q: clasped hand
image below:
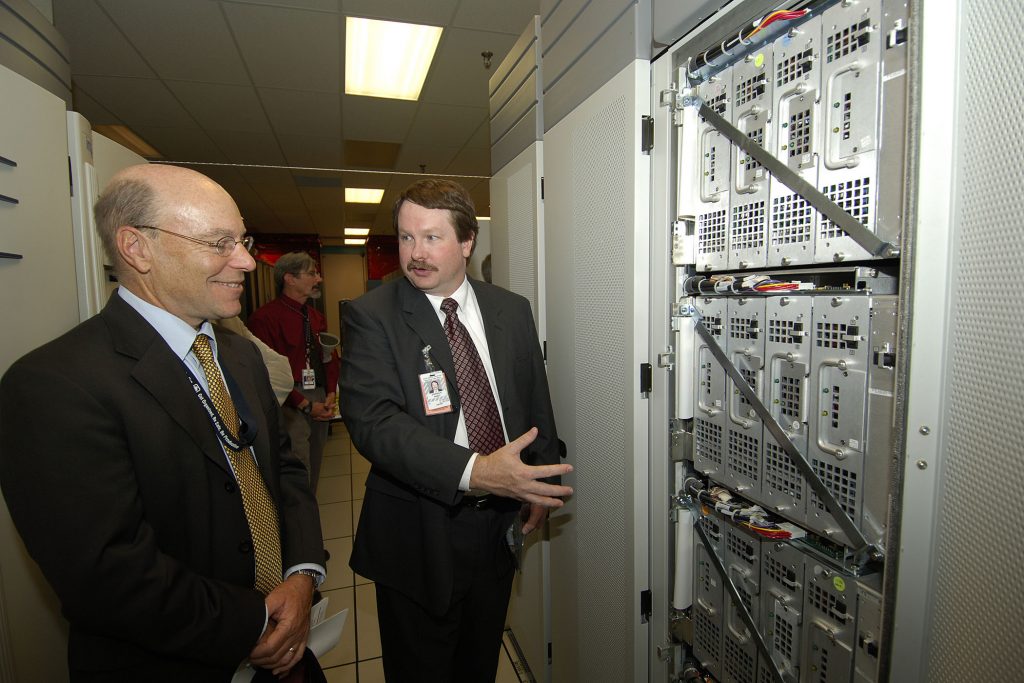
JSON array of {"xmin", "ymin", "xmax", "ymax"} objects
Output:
[{"xmin": 249, "ymin": 573, "xmax": 314, "ymax": 677}]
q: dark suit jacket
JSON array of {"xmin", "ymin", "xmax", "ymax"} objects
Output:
[
  {"xmin": 340, "ymin": 277, "xmax": 559, "ymax": 616},
  {"xmin": 0, "ymin": 294, "xmax": 323, "ymax": 682}
]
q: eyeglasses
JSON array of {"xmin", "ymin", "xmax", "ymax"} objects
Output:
[
  {"xmin": 298, "ymin": 270, "xmax": 320, "ymax": 278},
  {"xmin": 135, "ymin": 225, "xmax": 255, "ymax": 257}
]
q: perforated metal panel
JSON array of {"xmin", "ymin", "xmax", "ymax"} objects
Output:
[
  {"xmin": 569, "ymin": 91, "xmax": 632, "ymax": 683},
  {"xmin": 545, "ymin": 60, "xmax": 649, "ymax": 683},
  {"xmin": 506, "ymin": 161, "xmax": 540, "ymax": 321},
  {"xmin": 927, "ymin": 0, "xmax": 1024, "ymax": 678}
]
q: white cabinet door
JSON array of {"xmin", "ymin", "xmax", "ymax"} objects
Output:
[
  {"xmin": 544, "ymin": 59, "xmax": 651, "ymax": 683},
  {"xmin": 0, "ymin": 63, "xmax": 78, "ymax": 683}
]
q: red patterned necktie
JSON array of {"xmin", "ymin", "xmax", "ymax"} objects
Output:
[
  {"xmin": 192, "ymin": 333, "xmax": 283, "ymax": 594},
  {"xmin": 440, "ymin": 298, "xmax": 506, "ymax": 454}
]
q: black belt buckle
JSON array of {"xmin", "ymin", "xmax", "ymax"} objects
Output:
[{"xmin": 462, "ymin": 493, "xmax": 492, "ymax": 509}]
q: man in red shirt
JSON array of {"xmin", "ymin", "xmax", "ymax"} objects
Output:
[{"xmin": 248, "ymin": 252, "xmax": 339, "ymax": 493}]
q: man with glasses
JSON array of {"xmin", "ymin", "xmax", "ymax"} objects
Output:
[
  {"xmin": 0, "ymin": 164, "xmax": 325, "ymax": 681},
  {"xmin": 248, "ymin": 252, "xmax": 339, "ymax": 494}
]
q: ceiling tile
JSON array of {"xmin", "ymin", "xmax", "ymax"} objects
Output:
[
  {"xmin": 279, "ymin": 135, "xmax": 344, "ymax": 168},
  {"xmin": 54, "ymin": 0, "xmax": 154, "ymax": 77},
  {"xmin": 260, "ymin": 88, "xmax": 341, "ymax": 139},
  {"xmin": 419, "ymin": 27, "xmax": 513, "ymax": 108},
  {"xmin": 71, "ymin": 83, "xmax": 120, "ymax": 126},
  {"xmin": 451, "ymin": 0, "xmax": 540, "ymax": 33},
  {"xmin": 393, "ymin": 144, "xmax": 457, "ymax": 174},
  {"xmin": 166, "ymin": 81, "xmax": 271, "ymax": 133},
  {"xmin": 99, "ymin": 0, "xmax": 250, "ymax": 84},
  {"xmin": 340, "ymin": 0, "xmax": 456, "ymax": 25},
  {"xmin": 343, "ymin": 140, "xmax": 400, "ymax": 169},
  {"xmin": 445, "ymin": 146, "xmax": 490, "ymax": 176},
  {"xmin": 73, "ymin": 76, "xmax": 196, "ymax": 127},
  {"xmin": 131, "ymin": 126, "xmax": 228, "ymax": 163},
  {"xmin": 226, "ymin": 0, "xmax": 341, "ymax": 11},
  {"xmin": 206, "ymin": 130, "xmax": 286, "ymax": 165},
  {"xmin": 464, "ymin": 120, "xmax": 490, "ymax": 149},
  {"xmin": 341, "ymin": 96, "xmax": 417, "ymax": 143},
  {"xmin": 224, "ymin": 3, "xmax": 342, "ymax": 92},
  {"xmin": 406, "ymin": 103, "xmax": 488, "ymax": 148}
]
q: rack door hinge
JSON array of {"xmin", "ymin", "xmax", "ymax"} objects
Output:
[
  {"xmin": 641, "ymin": 115, "xmax": 654, "ymax": 154},
  {"xmin": 540, "ymin": 176, "xmax": 545, "ymax": 200},
  {"xmin": 640, "ymin": 363, "xmax": 653, "ymax": 397},
  {"xmin": 640, "ymin": 589, "xmax": 652, "ymax": 623}
]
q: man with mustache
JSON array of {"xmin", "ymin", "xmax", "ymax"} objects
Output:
[
  {"xmin": 0, "ymin": 164, "xmax": 325, "ymax": 680},
  {"xmin": 248, "ymin": 252, "xmax": 339, "ymax": 493},
  {"xmin": 340, "ymin": 179, "xmax": 573, "ymax": 682}
]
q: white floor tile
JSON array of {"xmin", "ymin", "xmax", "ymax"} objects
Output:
[
  {"xmin": 355, "ymin": 582, "xmax": 382, "ymax": 661},
  {"xmin": 316, "ymin": 587, "xmax": 355, "ymax": 668},
  {"xmin": 320, "ymin": 453, "xmax": 350, "ymax": 479},
  {"xmin": 357, "ymin": 657, "xmax": 385, "ymax": 683},
  {"xmin": 322, "ymin": 662, "xmax": 356, "ymax": 683},
  {"xmin": 317, "ymin": 474, "xmax": 352, "ymax": 504},
  {"xmin": 322, "ymin": 536, "xmax": 353, "ymax": 590},
  {"xmin": 319, "ymin": 501, "xmax": 352, "ymax": 541}
]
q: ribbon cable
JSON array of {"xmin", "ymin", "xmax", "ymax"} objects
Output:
[{"xmin": 687, "ymin": 496, "xmax": 796, "ymax": 683}]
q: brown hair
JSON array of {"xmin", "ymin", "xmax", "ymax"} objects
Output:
[{"xmin": 392, "ymin": 179, "xmax": 479, "ymax": 255}]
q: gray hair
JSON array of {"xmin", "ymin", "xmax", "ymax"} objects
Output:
[
  {"xmin": 274, "ymin": 251, "xmax": 316, "ymax": 291},
  {"xmin": 93, "ymin": 178, "xmax": 161, "ymax": 265}
]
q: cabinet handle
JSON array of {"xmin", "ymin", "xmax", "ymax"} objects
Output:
[
  {"xmin": 0, "ymin": 252, "xmax": 24, "ymax": 259},
  {"xmin": 0, "ymin": 194, "xmax": 19, "ymax": 205},
  {"xmin": 0, "ymin": 155, "xmax": 15, "ymax": 167}
]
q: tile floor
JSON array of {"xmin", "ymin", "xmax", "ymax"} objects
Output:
[{"xmin": 316, "ymin": 423, "xmax": 524, "ymax": 683}]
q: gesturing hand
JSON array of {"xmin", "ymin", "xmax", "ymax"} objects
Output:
[{"xmin": 469, "ymin": 428, "xmax": 573, "ymax": 508}]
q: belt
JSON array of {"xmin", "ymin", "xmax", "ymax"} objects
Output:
[{"xmin": 459, "ymin": 493, "xmax": 493, "ymax": 509}]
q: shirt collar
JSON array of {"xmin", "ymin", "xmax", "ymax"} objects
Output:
[
  {"xmin": 118, "ymin": 286, "xmax": 217, "ymax": 361},
  {"xmin": 424, "ymin": 277, "xmax": 472, "ymax": 316}
]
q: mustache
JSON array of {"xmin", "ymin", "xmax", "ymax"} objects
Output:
[{"xmin": 406, "ymin": 260, "xmax": 437, "ymax": 272}]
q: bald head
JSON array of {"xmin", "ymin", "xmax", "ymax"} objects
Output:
[{"xmin": 94, "ymin": 164, "xmax": 235, "ymax": 271}]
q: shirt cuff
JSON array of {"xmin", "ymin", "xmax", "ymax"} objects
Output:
[
  {"xmin": 458, "ymin": 453, "xmax": 478, "ymax": 492},
  {"xmin": 285, "ymin": 563, "xmax": 326, "ymax": 588}
]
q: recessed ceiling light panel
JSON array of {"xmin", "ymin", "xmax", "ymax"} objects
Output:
[
  {"xmin": 345, "ymin": 17, "xmax": 442, "ymax": 101},
  {"xmin": 345, "ymin": 188, "xmax": 385, "ymax": 204}
]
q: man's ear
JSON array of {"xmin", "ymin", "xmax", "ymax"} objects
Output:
[{"xmin": 116, "ymin": 225, "xmax": 153, "ymax": 274}]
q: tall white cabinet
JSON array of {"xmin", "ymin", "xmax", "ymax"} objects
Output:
[{"xmin": 0, "ymin": 62, "xmax": 79, "ymax": 683}]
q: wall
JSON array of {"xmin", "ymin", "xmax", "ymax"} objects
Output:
[{"xmin": 321, "ymin": 251, "xmax": 367, "ymax": 339}]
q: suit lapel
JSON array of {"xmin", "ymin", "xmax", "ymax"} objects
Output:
[{"xmin": 103, "ymin": 295, "xmax": 231, "ymax": 474}]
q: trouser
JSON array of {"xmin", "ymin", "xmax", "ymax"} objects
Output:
[
  {"xmin": 282, "ymin": 385, "xmax": 328, "ymax": 493},
  {"xmin": 375, "ymin": 502, "xmax": 516, "ymax": 683}
]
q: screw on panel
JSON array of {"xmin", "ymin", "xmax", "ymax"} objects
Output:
[
  {"xmin": 916, "ymin": 460, "xmax": 928, "ymax": 470},
  {"xmin": 919, "ymin": 426, "xmax": 931, "ymax": 435}
]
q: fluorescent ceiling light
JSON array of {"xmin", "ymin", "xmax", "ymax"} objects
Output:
[
  {"xmin": 345, "ymin": 16, "xmax": 442, "ymax": 101},
  {"xmin": 345, "ymin": 188, "xmax": 384, "ymax": 204},
  {"xmin": 475, "ymin": 216, "xmax": 490, "ymax": 221},
  {"xmin": 345, "ymin": 238, "xmax": 367, "ymax": 246},
  {"xmin": 345, "ymin": 228, "xmax": 371, "ymax": 236}
]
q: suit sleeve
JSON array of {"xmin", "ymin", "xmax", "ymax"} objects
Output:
[
  {"xmin": 339, "ymin": 298, "xmax": 471, "ymax": 505},
  {"xmin": 0, "ymin": 361, "xmax": 266, "ymax": 668}
]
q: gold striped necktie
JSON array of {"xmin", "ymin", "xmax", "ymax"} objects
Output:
[{"xmin": 192, "ymin": 333, "xmax": 283, "ymax": 594}]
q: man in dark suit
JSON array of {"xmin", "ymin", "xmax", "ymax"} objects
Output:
[
  {"xmin": 0, "ymin": 164, "xmax": 325, "ymax": 682},
  {"xmin": 340, "ymin": 179, "xmax": 573, "ymax": 682}
]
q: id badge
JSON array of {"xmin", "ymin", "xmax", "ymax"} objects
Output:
[
  {"xmin": 301, "ymin": 367, "xmax": 316, "ymax": 390},
  {"xmin": 420, "ymin": 371, "xmax": 452, "ymax": 415}
]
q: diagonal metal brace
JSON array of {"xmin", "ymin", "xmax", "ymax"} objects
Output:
[
  {"xmin": 685, "ymin": 305, "xmax": 877, "ymax": 556},
  {"xmin": 690, "ymin": 499, "xmax": 795, "ymax": 683},
  {"xmin": 681, "ymin": 95, "xmax": 898, "ymax": 259}
]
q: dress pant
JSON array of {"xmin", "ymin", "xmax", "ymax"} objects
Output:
[
  {"xmin": 375, "ymin": 500, "xmax": 516, "ymax": 683},
  {"xmin": 282, "ymin": 385, "xmax": 328, "ymax": 493}
]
